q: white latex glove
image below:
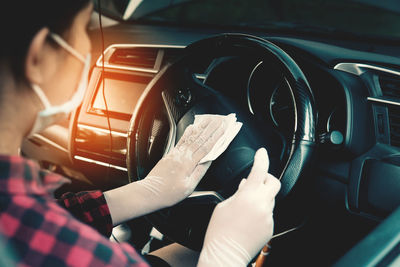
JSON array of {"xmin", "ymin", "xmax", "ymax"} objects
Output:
[
  {"xmin": 198, "ymin": 148, "xmax": 281, "ymax": 267},
  {"xmin": 137, "ymin": 116, "xmax": 227, "ymax": 207},
  {"xmin": 104, "ymin": 117, "xmax": 227, "ymax": 225}
]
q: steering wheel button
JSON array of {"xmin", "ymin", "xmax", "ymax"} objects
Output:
[{"xmin": 175, "ymin": 88, "xmax": 192, "ymax": 107}]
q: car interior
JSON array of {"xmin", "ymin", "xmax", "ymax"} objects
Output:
[{"xmin": 21, "ymin": 0, "xmax": 400, "ymax": 266}]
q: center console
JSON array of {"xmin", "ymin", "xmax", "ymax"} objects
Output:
[{"xmin": 71, "ymin": 44, "xmax": 185, "ymax": 189}]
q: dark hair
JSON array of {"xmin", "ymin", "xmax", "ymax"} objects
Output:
[{"xmin": 0, "ymin": 0, "xmax": 91, "ymax": 80}]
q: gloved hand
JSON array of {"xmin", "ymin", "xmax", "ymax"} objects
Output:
[
  {"xmin": 137, "ymin": 116, "xmax": 226, "ymax": 207},
  {"xmin": 198, "ymin": 148, "xmax": 281, "ymax": 267},
  {"xmin": 104, "ymin": 116, "xmax": 227, "ymax": 225}
]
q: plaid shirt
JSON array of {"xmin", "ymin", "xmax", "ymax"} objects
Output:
[{"xmin": 0, "ymin": 155, "xmax": 149, "ymax": 267}]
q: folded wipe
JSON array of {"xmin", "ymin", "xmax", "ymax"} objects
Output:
[{"xmin": 194, "ymin": 113, "xmax": 243, "ymax": 164}]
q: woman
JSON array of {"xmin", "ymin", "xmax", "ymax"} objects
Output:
[{"xmin": 0, "ymin": 1, "xmax": 281, "ymax": 266}]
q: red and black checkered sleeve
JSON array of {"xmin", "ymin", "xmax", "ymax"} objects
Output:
[{"xmin": 57, "ymin": 190, "xmax": 113, "ymax": 237}]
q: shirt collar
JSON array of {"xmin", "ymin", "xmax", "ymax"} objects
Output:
[{"xmin": 0, "ymin": 155, "xmax": 70, "ymax": 196}]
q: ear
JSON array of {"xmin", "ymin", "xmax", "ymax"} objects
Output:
[{"xmin": 25, "ymin": 28, "xmax": 50, "ymax": 85}]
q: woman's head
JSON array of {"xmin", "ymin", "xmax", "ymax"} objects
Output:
[
  {"xmin": 0, "ymin": 1, "xmax": 93, "ymax": 147},
  {"xmin": 0, "ymin": 1, "xmax": 92, "ymax": 81}
]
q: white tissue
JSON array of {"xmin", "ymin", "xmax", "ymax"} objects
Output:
[{"xmin": 194, "ymin": 113, "xmax": 243, "ymax": 164}]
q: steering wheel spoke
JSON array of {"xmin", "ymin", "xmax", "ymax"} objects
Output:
[
  {"xmin": 175, "ymin": 67, "xmax": 217, "ymax": 102},
  {"xmin": 183, "ymin": 191, "xmax": 225, "ymax": 205},
  {"xmin": 161, "ymin": 91, "xmax": 177, "ymax": 156}
]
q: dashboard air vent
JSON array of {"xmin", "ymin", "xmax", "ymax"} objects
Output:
[
  {"xmin": 109, "ymin": 47, "xmax": 158, "ymax": 69},
  {"xmin": 380, "ymin": 75, "xmax": 400, "ymax": 100},
  {"xmin": 388, "ymin": 106, "xmax": 400, "ymax": 147}
]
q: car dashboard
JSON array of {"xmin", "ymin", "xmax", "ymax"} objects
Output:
[{"xmin": 22, "ymin": 23, "xmax": 400, "ymax": 265}]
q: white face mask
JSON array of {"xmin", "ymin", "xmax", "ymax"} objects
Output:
[{"xmin": 29, "ymin": 33, "xmax": 91, "ymax": 136}]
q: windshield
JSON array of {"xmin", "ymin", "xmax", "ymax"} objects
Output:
[{"xmin": 127, "ymin": 0, "xmax": 400, "ymax": 40}]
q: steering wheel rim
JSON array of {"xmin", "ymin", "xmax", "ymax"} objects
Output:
[{"xmin": 127, "ymin": 33, "xmax": 316, "ymax": 249}]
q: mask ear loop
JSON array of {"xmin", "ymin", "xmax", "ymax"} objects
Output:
[
  {"xmin": 49, "ymin": 33, "xmax": 86, "ymax": 63},
  {"xmin": 31, "ymin": 84, "xmax": 52, "ymax": 109}
]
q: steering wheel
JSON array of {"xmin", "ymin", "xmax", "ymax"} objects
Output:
[{"xmin": 127, "ymin": 34, "xmax": 316, "ymax": 250}]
